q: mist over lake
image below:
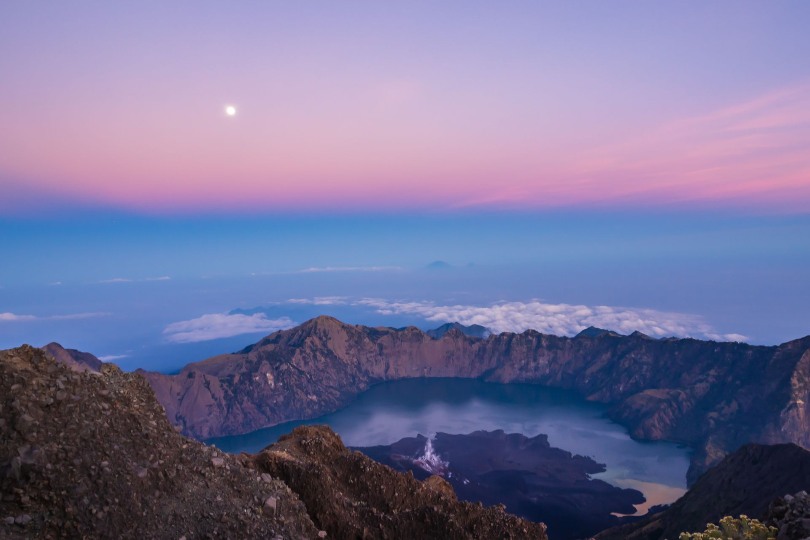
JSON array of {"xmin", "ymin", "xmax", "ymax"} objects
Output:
[{"xmin": 210, "ymin": 378, "xmax": 690, "ymax": 512}]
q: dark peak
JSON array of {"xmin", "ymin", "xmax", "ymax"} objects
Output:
[
  {"xmin": 425, "ymin": 260, "xmax": 452, "ymax": 270},
  {"xmin": 311, "ymin": 314, "xmax": 343, "ymax": 323},
  {"xmin": 41, "ymin": 342, "xmax": 103, "ymax": 372},
  {"xmin": 245, "ymin": 315, "xmax": 350, "ymax": 351},
  {"xmin": 629, "ymin": 330, "xmax": 655, "ymax": 340},
  {"xmin": 300, "ymin": 314, "xmax": 346, "ymax": 329},
  {"xmin": 426, "ymin": 322, "xmax": 490, "ymax": 339},
  {"xmin": 575, "ymin": 326, "xmax": 620, "ymax": 339}
]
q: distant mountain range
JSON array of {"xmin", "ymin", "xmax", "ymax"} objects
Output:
[{"xmin": 136, "ymin": 315, "xmax": 810, "ymax": 485}]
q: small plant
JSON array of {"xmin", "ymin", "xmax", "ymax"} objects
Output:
[{"xmin": 677, "ymin": 515, "xmax": 777, "ymax": 540}]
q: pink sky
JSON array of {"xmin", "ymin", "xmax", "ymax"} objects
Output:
[{"xmin": 1, "ymin": 3, "xmax": 808, "ymax": 214}]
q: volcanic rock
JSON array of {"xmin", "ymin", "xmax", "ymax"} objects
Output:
[{"xmin": 767, "ymin": 490, "xmax": 810, "ymax": 540}]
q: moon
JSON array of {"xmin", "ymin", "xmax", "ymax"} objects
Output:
[{"xmin": 225, "ymin": 105, "xmax": 237, "ymax": 116}]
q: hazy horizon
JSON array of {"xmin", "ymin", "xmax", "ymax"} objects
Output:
[{"xmin": 2, "ymin": 2, "xmax": 809, "ymax": 372}]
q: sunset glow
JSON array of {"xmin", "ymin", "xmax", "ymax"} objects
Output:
[
  {"xmin": 2, "ymin": 2, "xmax": 808, "ymax": 214},
  {"xmin": 1, "ymin": 1, "xmax": 809, "ymax": 361}
]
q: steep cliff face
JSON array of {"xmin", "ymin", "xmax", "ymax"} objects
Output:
[{"xmin": 140, "ymin": 316, "xmax": 810, "ymax": 482}]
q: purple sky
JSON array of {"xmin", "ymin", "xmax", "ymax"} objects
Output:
[
  {"xmin": 1, "ymin": 3, "xmax": 809, "ymax": 370},
  {"xmin": 2, "ymin": 1, "xmax": 809, "ymax": 213}
]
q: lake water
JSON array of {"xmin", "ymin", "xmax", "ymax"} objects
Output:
[{"xmin": 209, "ymin": 378, "xmax": 690, "ymax": 514}]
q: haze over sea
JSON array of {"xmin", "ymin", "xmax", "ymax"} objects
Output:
[
  {"xmin": 2, "ymin": 212, "xmax": 809, "ymax": 373},
  {"xmin": 1, "ymin": 2, "xmax": 809, "ymax": 372}
]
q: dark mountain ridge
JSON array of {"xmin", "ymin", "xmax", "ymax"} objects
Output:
[
  {"xmin": 425, "ymin": 322, "xmax": 490, "ymax": 339},
  {"xmin": 140, "ymin": 316, "xmax": 810, "ymax": 484}
]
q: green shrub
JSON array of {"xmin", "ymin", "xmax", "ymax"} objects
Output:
[{"xmin": 677, "ymin": 515, "xmax": 777, "ymax": 540}]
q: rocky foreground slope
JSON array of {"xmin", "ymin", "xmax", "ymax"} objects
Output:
[
  {"xmin": 141, "ymin": 316, "xmax": 810, "ymax": 483},
  {"xmin": 1, "ymin": 345, "xmax": 547, "ymax": 539}
]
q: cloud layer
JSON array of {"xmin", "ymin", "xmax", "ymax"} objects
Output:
[
  {"xmin": 0, "ymin": 312, "xmax": 109, "ymax": 322},
  {"xmin": 99, "ymin": 276, "xmax": 171, "ymax": 284},
  {"xmin": 297, "ymin": 266, "xmax": 402, "ymax": 274},
  {"xmin": 355, "ymin": 299, "xmax": 747, "ymax": 342},
  {"xmin": 163, "ymin": 313, "xmax": 295, "ymax": 343},
  {"xmin": 168, "ymin": 297, "xmax": 747, "ymax": 345}
]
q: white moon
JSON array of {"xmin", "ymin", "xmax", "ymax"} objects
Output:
[{"xmin": 225, "ymin": 105, "xmax": 237, "ymax": 116}]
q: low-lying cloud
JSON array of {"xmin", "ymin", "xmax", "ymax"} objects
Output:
[
  {"xmin": 163, "ymin": 313, "xmax": 295, "ymax": 343},
  {"xmin": 99, "ymin": 276, "xmax": 171, "ymax": 284},
  {"xmin": 287, "ymin": 296, "xmax": 349, "ymax": 306},
  {"xmin": 0, "ymin": 311, "xmax": 109, "ymax": 322},
  {"xmin": 98, "ymin": 354, "xmax": 128, "ymax": 362},
  {"xmin": 297, "ymin": 266, "xmax": 401, "ymax": 274},
  {"xmin": 0, "ymin": 312, "xmax": 37, "ymax": 322},
  {"xmin": 355, "ymin": 298, "xmax": 747, "ymax": 342}
]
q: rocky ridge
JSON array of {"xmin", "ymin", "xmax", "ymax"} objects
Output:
[
  {"xmin": 141, "ymin": 316, "xmax": 810, "ymax": 483},
  {"xmin": 1, "ymin": 345, "xmax": 547, "ymax": 539}
]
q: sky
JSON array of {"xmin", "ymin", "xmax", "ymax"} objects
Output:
[{"xmin": 1, "ymin": 2, "xmax": 809, "ymax": 372}]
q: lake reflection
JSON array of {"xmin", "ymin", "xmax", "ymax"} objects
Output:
[{"xmin": 209, "ymin": 378, "xmax": 689, "ymax": 508}]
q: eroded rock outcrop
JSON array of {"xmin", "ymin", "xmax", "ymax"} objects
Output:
[
  {"xmin": 250, "ymin": 425, "xmax": 548, "ymax": 540},
  {"xmin": 767, "ymin": 490, "xmax": 810, "ymax": 540},
  {"xmin": 140, "ymin": 316, "xmax": 810, "ymax": 483}
]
